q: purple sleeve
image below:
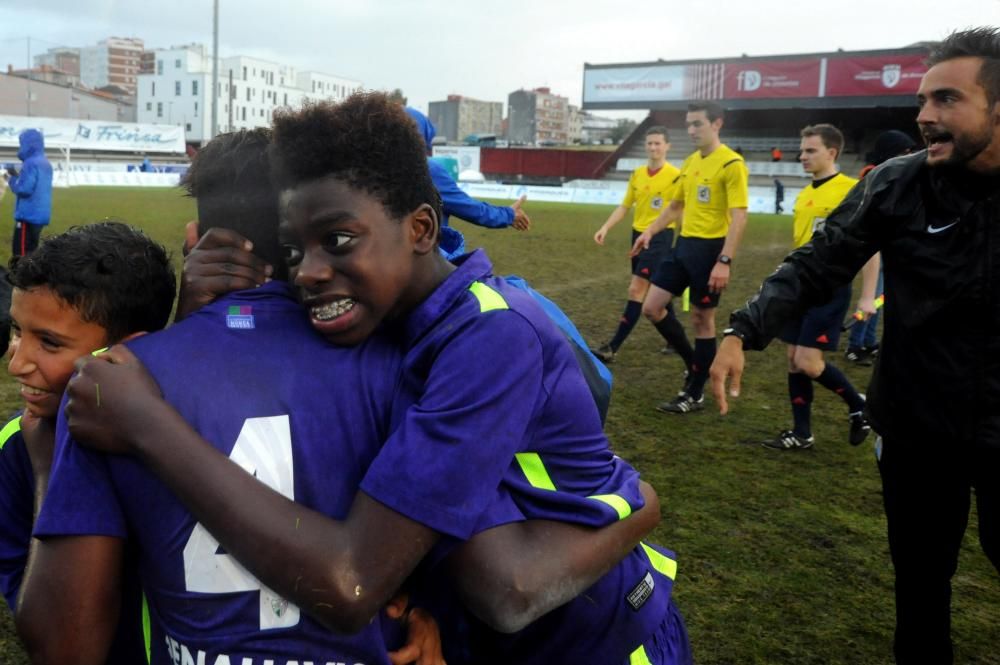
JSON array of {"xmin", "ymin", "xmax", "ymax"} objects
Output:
[
  {"xmin": 361, "ymin": 312, "xmax": 543, "ymax": 540},
  {"xmin": 0, "ymin": 431, "xmax": 33, "ymax": 610},
  {"xmin": 33, "ymin": 410, "xmax": 126, "ymax": 539}
]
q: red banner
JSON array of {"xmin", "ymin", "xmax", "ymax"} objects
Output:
[
  {"xmin": 824, "ymin": 54, "xmax": 927, "ymax": 97},
  {"xmin": 724, "ymin": 59, "xmax": 822, "ymax": 99}
]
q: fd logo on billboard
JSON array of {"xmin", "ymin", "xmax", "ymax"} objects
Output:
[
  {"xmin": 882, "ymin": 64, "xmax": 902, "ymax": 88},
  {"xmin": 737, "ymin": 70, "xmax": 762, "ymax": 91}
]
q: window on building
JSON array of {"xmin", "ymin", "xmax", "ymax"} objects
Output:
[
  {"xmin": 192, "ymin": 80, "xmax": 198, "ymax": 95},
  {"xmin": 157, "ymin": 102, "xmax": 163, "ymax": 117},
  {"xmin": 242, "ymin": 66, "xmax": 247, "ymax": 80},
  {"xmin": 175, "ymin": 59, "xmax": 181, "ymax": 68},
  {"xmin": 146, "ymin": 102, "xmax": 152, "ymax": 111},
  {"xmin": 151, "ymin": 81, "xmax": 156, "ymax": 95},
  {"xmin": 194, "ymin": 101, "xmax": 199, "ymax": 116},
  {"xmin": 185, "ymin": 123, "xmax": 192, "ymax": 131},
  {"xmin": 242, "ymin": 107, "xmax": 246, "ymax": 121},
  {"xmin": 175, "ymin": 81, "xmax": 181, "ymax": 96},
  {"xmin": 246, "ymin": 88, "xmax": 251, "ymax": 102},
  {"xmin": 283, "ymin": 93, "xmax": 287, "ymax": 105},
  {"xmin": 157, "ymin": 60, "xmax": 163, "ymax": 75}
]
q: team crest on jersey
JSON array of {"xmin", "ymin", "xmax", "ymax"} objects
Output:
[
  {"xmin": 697, "ymin": 185, "xmax": 711, "ymax": 203},
  {"xmin": 626, "ymin": 571, "xmax": 655, "ymax": 611},
  {"xmin": 271, "ymin": 596, "xmax": 289, "ymax": 617},
  {"xmin": 651, "ymin": 195, "xmax": 663, "ymax": 209},
  {"xmin": 226, "ymin": 305, "xmax": 255, "ymax": 330}
]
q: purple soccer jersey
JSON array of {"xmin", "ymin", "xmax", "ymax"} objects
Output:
[
  {"xmin": 361, "ymin": 250, "xmax": 678, "ymax": 664},
  {"xmin": 0, "ymin": 416, "xmax": 148, "ymax": 665},
  {"xmin": 36, "ymin": 283, "xmax": 406, "ymax": 665},
  {"xmin": 0, "ymin": 417, "xmax": 33, "ymax": 611}
]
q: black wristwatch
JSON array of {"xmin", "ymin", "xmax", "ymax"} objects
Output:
[{"xmin": 717, "ymin": 254, "xmax": 732, "ymax": 266}]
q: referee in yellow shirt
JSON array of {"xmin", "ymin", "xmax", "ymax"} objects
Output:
[
  {"xmin": 632, "ymin": 101, "xmax": 749, "ymax": 413},
  {"xmin": 592, "ymin": 126, "xmax": 680, "ymax": 363},
  {"xmin": 763, "ymin": 124, "xmax": 874, "ymax": 449}
]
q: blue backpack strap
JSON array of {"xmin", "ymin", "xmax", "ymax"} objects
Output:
[{"xmin": 504, "ymin": 275, "xmax": 613, "ymax": 424}]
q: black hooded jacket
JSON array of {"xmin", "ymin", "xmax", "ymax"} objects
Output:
[{"xmin": 729, "ymin": 150, "xmax": 1000, "ymax": 446}]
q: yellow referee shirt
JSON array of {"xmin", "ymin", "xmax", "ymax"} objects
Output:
[
  {"xmin": 621, "ymin": 163, "xmax": 681, "ymax": 232},
  {"xmin": 672, "ymin": 144, "xmax": 749, "ymax": 239},
  {"xmin": 791, "ymin": 172, "xmax": 858, "ymax": 248}
]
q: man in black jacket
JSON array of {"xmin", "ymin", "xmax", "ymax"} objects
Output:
[{"xmin": 710, "ymin": 27, "xmax": 1000, "ymax": 665}]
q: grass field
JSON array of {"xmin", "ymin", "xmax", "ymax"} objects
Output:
[{"xmin": 0, "ymin": 189, "xmax": 997, "ymax": 664}]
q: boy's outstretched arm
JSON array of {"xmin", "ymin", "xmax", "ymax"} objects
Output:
[
  {"xmin": 65, "ymin": 346, "xmax": 439, "ymax": 635},
  {"xmin": 447, "ymin": 481, "xmax": 660, "ymax": 633}
]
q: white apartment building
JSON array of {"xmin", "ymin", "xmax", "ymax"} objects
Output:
[{"xmin": 136, "ymin": 44, "xmax": 362, "ymax": 145}]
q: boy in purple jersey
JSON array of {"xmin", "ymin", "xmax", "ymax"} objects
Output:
[
  {"xmin": 30, "ymin": 129, "xmax": 663, "ymax": 664},
  {"xmin": 62, "ymin": 94, "xmax": 691, "ymax": 664},
  {"xmin": 0, "ymin": 222, "xmax": 177, "ymax": 664}
]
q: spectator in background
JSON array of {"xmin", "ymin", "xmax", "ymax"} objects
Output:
[
  {"xmin": 139, "ymin": 157, "xmax": 153, "ymax": 173},
  {"xmin": 405, "ymin": 107, "xmax": 530, "ymax": 259},
  {"xmin": 845, "ymin": 129, "xmax": 918, "ymax": 366},
  {"xmin": 6, "ymin": 129, "xmax": 52, "ymax": 257},
  {"xmin": 773, "ymin": 178, "xmax": 785, "ymax": 214},
  {"xmin": 771, "ymin": 146, "xmax": 783, "ymax": 162}
]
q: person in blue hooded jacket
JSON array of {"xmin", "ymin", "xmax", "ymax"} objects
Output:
[
  {"xmin": 405, "ymin": 107, "xmax": 530, "ymax": 259},
  {"xmin": 4, "ymin": 129, "xmax": 53, "ymax": 256}
]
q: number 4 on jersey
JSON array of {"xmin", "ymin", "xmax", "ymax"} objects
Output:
[{"xmin": 182, "ymin": 415, "xmax": 300, "ymax": 630}]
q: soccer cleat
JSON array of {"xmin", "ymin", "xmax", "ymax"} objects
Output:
[
  {"xmin": 591, "ymin": 344, "xmax": 616, "ymax": 363},
  {"xmin": 655, "ymin": 393, "xmax": 704, "ymax": 414},
  {"xmin": 763, "ymin": 429, "xmax": 815, "ymax": 450},
  {"xmin": 845, "ymin": 346, "xmax": 873, "ymax": 367},
  {"xmin": 848, "ymin": 411, "xmax": 871, "ymax": 446}
]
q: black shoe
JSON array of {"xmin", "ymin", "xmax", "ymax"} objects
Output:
[
  {"xmin": 762, "ymin": 429, "xmax": 815, "ymax": 450},
  {"xmin": 591, "ymin": 344, "xmax": 616, "ymax": 363},
  {"xmin": 845, "ymin": 346, "xmax": 873, "ymax": 367},
  {"xmin": 655, "ymin": 393, "xmax": 704, "ymax": 414},
  {"xmin": 849, "ymin": 411, "xmax": 871, "ymax": 446}
]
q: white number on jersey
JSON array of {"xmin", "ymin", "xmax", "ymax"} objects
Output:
[{"xmin": 182, "ymin": 415, "xmax": 300, "ymax": 630}]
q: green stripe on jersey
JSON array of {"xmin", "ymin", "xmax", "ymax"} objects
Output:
[
  {"xmin": 588, "ymin": 493, "xmax": 632, "ymax": 520},
  {"xmin": 629, "ymin": 644, "xmax": 653, "ymax": 665},
  {"xmin": 0, "ymin": 417, "xmax": 22, "ymax": 450},
  {"xmin": 468, "ymin": 281, "xmax": 509, "ymax": 313},
  {"xmin": 514, "ymin": 452, "xmax": 557, "ymax": 491},
  {"xmin": 641, "ymin": 542, "xmax": 677, "ymax": 580}
]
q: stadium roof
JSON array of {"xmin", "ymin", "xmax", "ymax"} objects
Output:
[{"xmin": 582, "ymin": 44, "xmax": 933, "ymax": 112}]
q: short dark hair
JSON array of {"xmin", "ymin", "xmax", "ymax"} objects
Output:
[
  {"xmin": 645, "ymin": 125, "xmax": 670, "ymax": 141},
  {"xmin": 800, "ymin": 123, "xmax": 845, "ymax": 157},
  {"xmin": 927, "ymin": 27, "xmax": 1000, "ymax": 105},
  {"xmin": 687, "ymin": 101, "xmax": 725, "ymax": 123},
  {"xmin": 8, "ymin": 222, "xmax": 176, "ymax": 342},
  {"xmin": 183, "ymin": 128, "xmax": 287, "ymax": 280},
  {"xmin": 270, "ymin": 92, "xmax": 441, "ymax": 222}
]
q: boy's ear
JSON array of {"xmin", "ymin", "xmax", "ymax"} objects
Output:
[{"xmin": 408, "ymin": 204, "xmax": 439, "ymax": 256}]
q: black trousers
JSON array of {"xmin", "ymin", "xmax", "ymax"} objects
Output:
[
  {"xmin": 12, "ymin": 220, "xmax": 43, "ymax": 257},
  {"xmin": 878, "ymin": 435, "xmax": 1000, "ymax": 664}
]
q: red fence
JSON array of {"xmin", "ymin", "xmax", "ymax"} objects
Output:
[{"xmin": 480, "ymin": 148, "xmax": 610, "ymax": 179}]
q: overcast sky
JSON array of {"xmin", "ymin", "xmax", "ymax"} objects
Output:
[{"xmin": 1, "ymin": 0, "xmax": 996, "ymax": 118}]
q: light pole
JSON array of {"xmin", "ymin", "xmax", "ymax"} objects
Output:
[{"xmin": 211, "ymin": 0, "xmax": 220, "ymax": 140}]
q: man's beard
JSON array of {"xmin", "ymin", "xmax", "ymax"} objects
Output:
[{"xmin": 923, "ymin": 115, "xmax": 996, "ymax": 168}]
